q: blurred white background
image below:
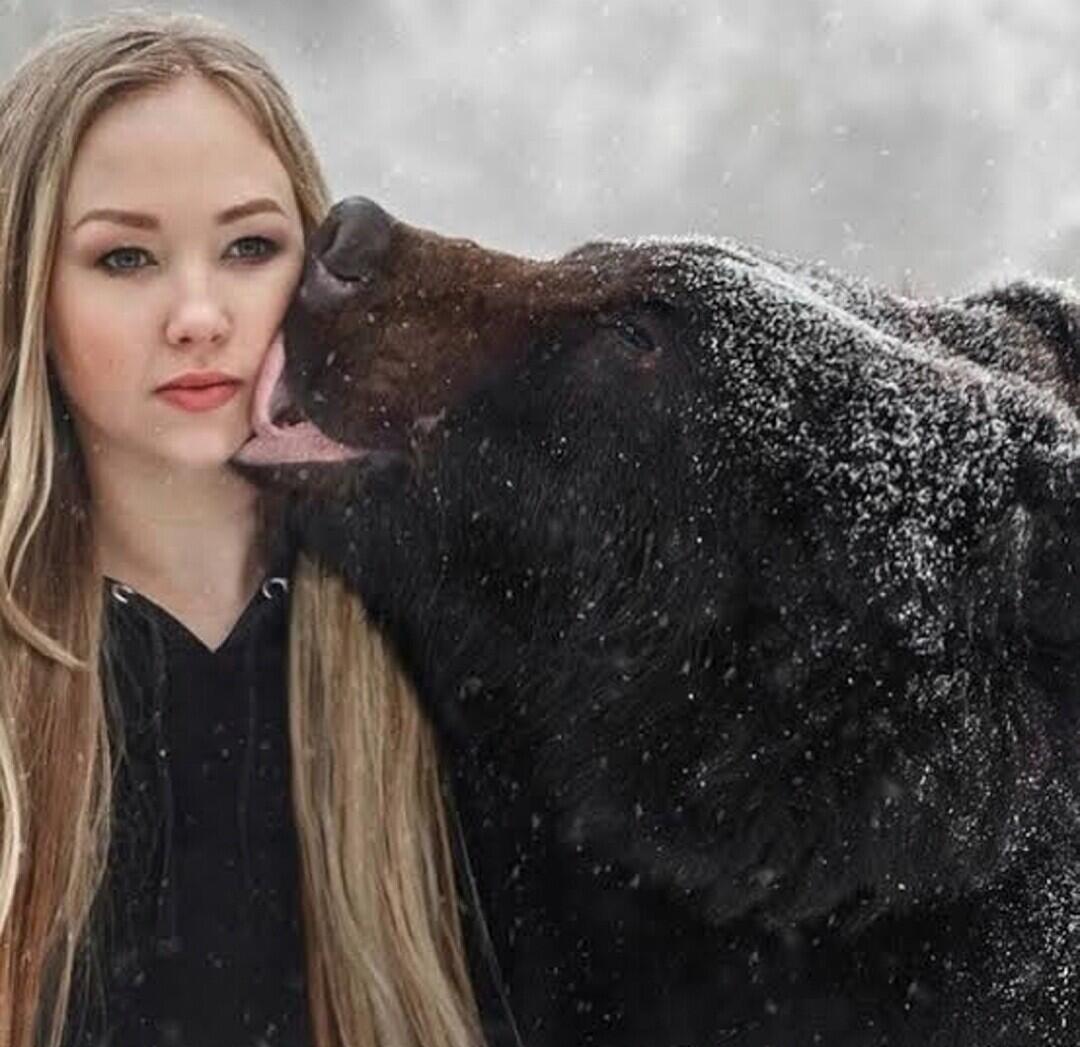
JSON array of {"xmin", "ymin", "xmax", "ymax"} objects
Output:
[{"xmin": 3, "ymin": 0, "xmax": 1079, "ymax": 295}]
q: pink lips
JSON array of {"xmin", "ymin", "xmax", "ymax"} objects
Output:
[
  {"xmin": 157, "ymin": 383, "xmax": 240, "ymax": 412},
  {"xmin": 157, "ymin": 369, "xmax": 240, "ymax": 391}
]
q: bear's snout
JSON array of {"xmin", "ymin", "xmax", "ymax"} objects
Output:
[
  {"xmin": 297, "ymin": 196, "xmax": 397, "ymax": 318},
  {"xmin": 315, "ymin": 195, "xmax": 394, "ymax": 281}
]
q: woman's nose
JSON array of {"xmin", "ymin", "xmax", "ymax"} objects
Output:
[{"xmin": 164, "ymin": 275, "xmax": 231, "ymax": 346}]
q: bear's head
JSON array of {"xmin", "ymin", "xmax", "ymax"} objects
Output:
[{"xmin": 233, "ymin": 197, "xmax": 739, "ymax": 667}]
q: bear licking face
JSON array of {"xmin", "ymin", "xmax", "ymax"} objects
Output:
[{"xmin": 230, "ymin": 197, "xmax": 1080, "ymax": 1046}]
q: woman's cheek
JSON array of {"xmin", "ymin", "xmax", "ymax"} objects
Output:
[
  {"xmin": 48, "ymin": 283, "xmax": 140, "ymax": 407},
  {"xmin": 272, "ymin": 243, "xmax": 305, "ymax": 297}
]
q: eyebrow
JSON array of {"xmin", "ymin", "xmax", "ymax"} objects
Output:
[{"xmin": 71, "ymin": 197, "xmax": 287, "ymax": 232}]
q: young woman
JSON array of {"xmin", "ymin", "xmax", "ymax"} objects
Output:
[{"xmin": 0, "ymin": 13, "xmax": 489, "ymax": 1047}]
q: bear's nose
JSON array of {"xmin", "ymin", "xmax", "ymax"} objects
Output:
[{"xmin": 312, "ymin": 196, "xmax": 394, "ymax": 281}]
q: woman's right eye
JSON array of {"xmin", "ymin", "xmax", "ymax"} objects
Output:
[{"xmin": 96, "ymin": 247, "xmax": 153, "ymax": 274}]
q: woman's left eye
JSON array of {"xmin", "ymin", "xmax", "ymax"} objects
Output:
[{"xmin": 226, "ymin": 236, "xmax": 280, "ymax": 261}]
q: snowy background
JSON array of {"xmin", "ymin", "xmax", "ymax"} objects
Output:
[{"xmin": 2, "ymin": 0, "xmax": 1079, "ymax": 296}]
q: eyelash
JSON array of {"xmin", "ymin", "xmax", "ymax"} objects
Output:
[{"xmin": 95, "ymin": 236, "xmax": 282, "ymax": 275}]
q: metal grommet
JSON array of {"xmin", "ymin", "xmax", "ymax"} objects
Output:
[
  {"xmin": 110, "ymin": 582, "xmax": 136, "ymax": 604},
  {"xmin": 261, "ymin": 576, "xmax": 289, "ymax": 600}
]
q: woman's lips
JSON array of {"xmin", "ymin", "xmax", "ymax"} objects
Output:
[{"xmin": 156, "ymin": 382, "xmax": 241, "ymax": 412}]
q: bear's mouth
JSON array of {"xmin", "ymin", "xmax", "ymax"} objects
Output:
[{"xmin": 230, "ymin": 334, "xmax": 367, "ymax": 468}]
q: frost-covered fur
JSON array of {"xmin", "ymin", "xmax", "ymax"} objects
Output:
[{"xmin": 253, "ymin": 210, "xmax": 1080, "ymax": 1046}]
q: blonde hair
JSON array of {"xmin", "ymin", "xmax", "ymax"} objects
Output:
[{"xmin": 0, "ymin": 11, "xmax": 484, "ymax": 1047}]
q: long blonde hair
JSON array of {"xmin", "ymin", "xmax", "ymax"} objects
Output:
[{"xmin": 0, "ymin": 12, "xmax": 483, "ymax": 1047}]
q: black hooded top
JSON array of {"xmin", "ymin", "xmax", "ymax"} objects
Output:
[
  {"xmin": 62, "ymin": 526, "xmax": 309, "ymax": 1047},
  {"xmin": 60, "ymin": 525, "xmax": 518, "ymax": 1047}
]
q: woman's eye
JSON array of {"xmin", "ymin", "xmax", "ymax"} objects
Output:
[
  {"xmin": 226, "ymin": 236, "xmax": 279, "ymax": 261},
  {"xmin": 97, "ymin": 247, "xmax": 152, "ymax": 273},
  {"xmin": 93, "ymin": 238, "xmax": 280, "ymax": 274}
]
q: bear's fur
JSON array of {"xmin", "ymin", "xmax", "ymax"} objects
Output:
[{"xmin": 233, "ymin": 198, "xmax": 1080, "ymax": 1046}]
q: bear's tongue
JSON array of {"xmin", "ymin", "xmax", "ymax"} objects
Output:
[
  {"xmin": 249, "ymin": 331, "xmax": 292, "ymax": 432},
  {"xmin": 230, "ymin": 333, "xmax": 366, "ymax": 467}
]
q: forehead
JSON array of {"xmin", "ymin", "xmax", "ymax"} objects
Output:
[{"xmin": 63, "ymin": 73, "xmax": 296, "ymax": 220}]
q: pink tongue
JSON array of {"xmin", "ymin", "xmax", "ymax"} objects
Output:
[
  {"xmin": 251, "ymin": 331, "xmax": 287, "ymax": 434},
  {"xmin": 231, "ymin": 332, "xmax": 366, "ymax": 467}
]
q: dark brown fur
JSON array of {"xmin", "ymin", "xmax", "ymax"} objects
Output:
[{"xmin": 234, "ymin": 197, "xmax": 1080, "ymax": 1046}]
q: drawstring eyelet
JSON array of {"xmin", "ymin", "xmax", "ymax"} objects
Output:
[
  {"xmin": 261, "ymin": 576, "xmax": 289, "ymax": 600},
  {"xmin": 110, "ymin": 582, "xmax": 136, "ymax": 604}
]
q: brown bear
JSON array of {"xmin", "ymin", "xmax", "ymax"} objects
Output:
[{"xmin": 232, "ymin": 197, "xmax": 1080, "ymax": 1046}]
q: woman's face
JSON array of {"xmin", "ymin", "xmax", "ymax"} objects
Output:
[{"xmin": 47, "ymin": 73, "xmax": 306, "ymax": 474}]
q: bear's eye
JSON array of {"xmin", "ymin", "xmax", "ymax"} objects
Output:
[{"xmin": 596, "ymin": 313, "xmax": 660, "ymax": 354}]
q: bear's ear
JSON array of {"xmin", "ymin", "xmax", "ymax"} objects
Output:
[{"xmin": 966, "ymin": 280, "xmax": 1080, "ymax": 385}]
